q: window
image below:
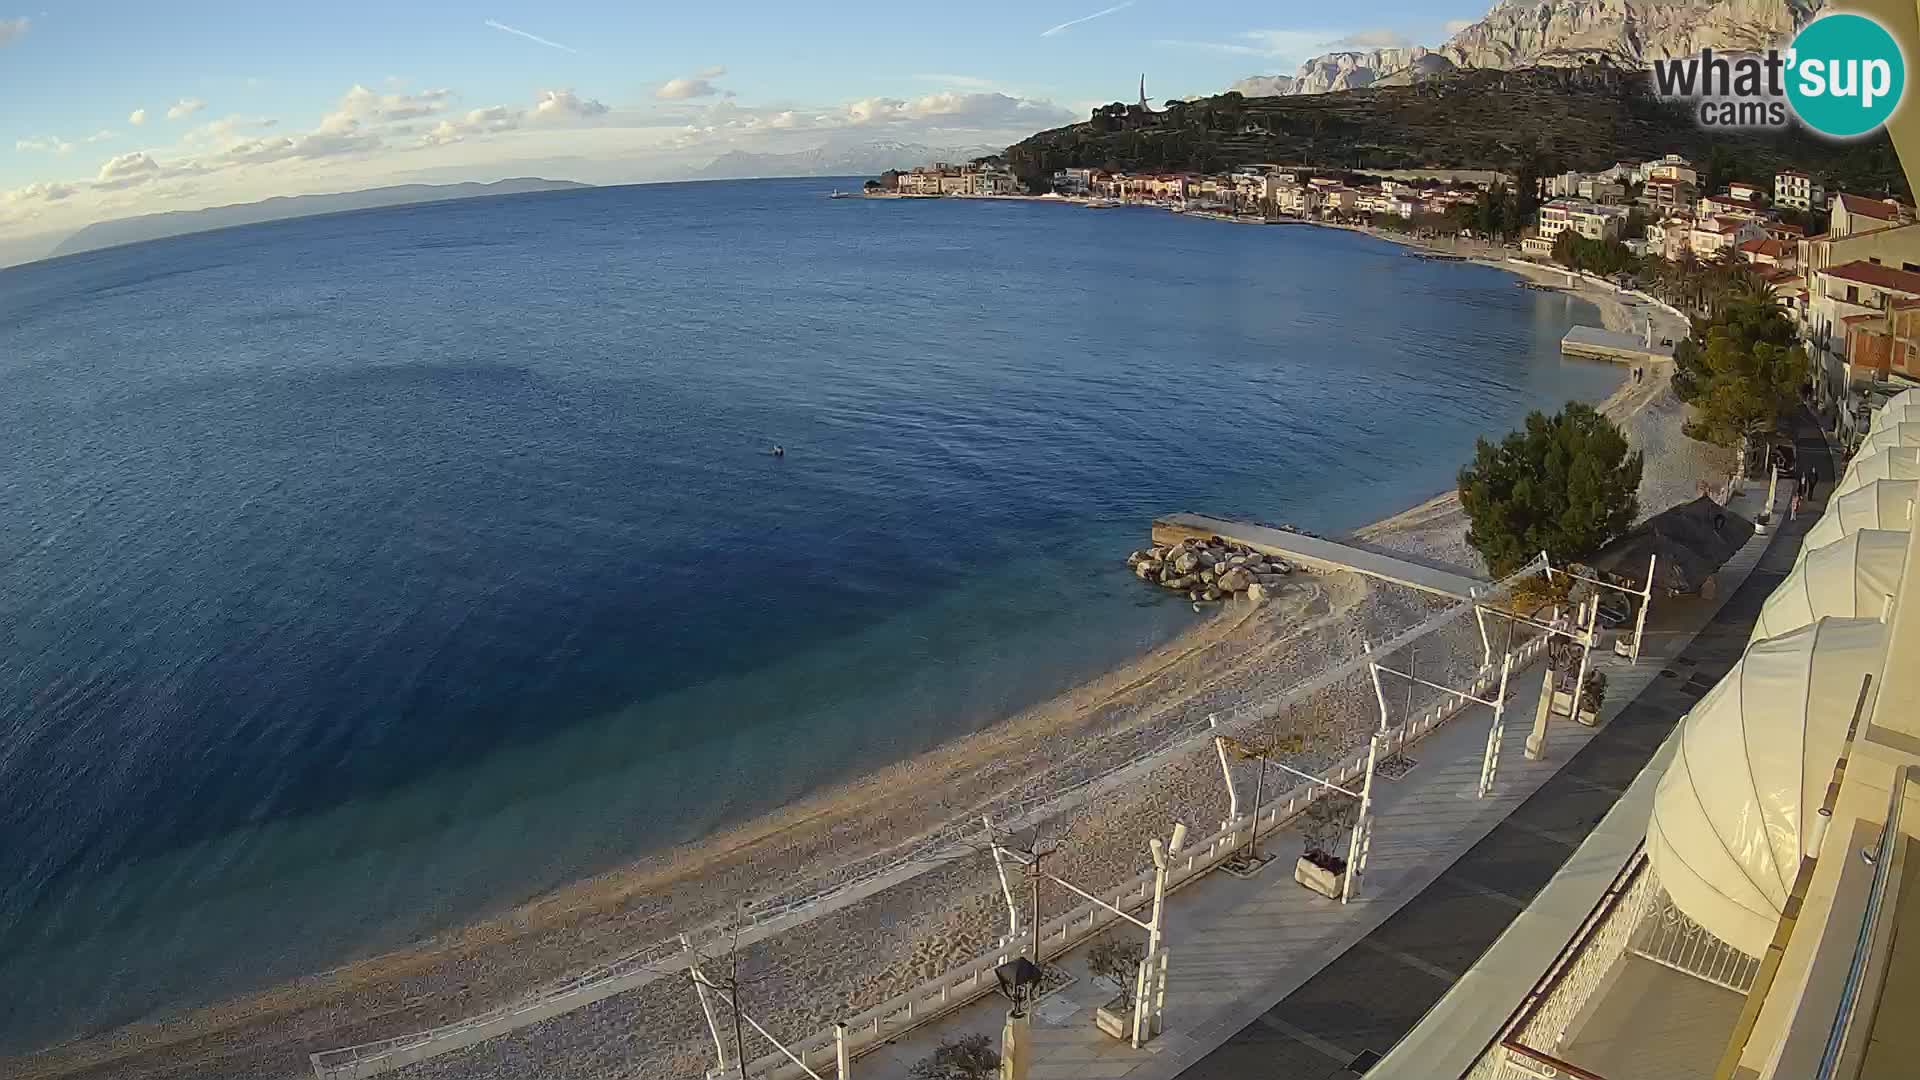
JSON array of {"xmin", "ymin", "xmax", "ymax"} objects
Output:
[{"xmin": 1848, "ymin": 285, "xmax": 1860, "ymax": 303}]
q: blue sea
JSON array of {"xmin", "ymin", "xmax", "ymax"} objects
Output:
[{"xmin": 0, "ymin": 178, "xmax": 1618, "ymax": 1047}]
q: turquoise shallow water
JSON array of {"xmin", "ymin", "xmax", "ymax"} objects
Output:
[{"xmin": 0, "ymin": 178, "xmax": 1618, "ymax": 1045}]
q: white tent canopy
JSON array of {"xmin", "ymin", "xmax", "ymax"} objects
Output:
[
  {"xmin": 1754, "ymin": 530, "xmax": 1906, "ymax": 644},
  {"xmin": 1871, "ymin": 390, "xmax": 1920, "ymax": 433},
  {"xmin": 1836, "ymin": 446, "xmax": 1920, "ymax": 499},
  {"xmin": 1853, "ymin": 421, "xmax": 1920, "ymax": 461},
  {"xmin": 1802, "ymin": 479, "xmax": 1917, "ymax": 552},
  {"xmin": 1647, "ymin": 617, "xmax": 1889, "ymax": 957}
]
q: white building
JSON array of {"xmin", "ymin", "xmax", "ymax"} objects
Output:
[
  {"xmin": 1775, "ymin": 169, "xmax": 1826, "ymax": 211},
  {"xmin": 1538, "ymin": 198, "xmax": 1629, "ymax": 243}
]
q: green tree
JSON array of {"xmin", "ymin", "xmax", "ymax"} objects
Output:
[
  {"xmin": 1458, "ymin": 403, "xmax": 1645, "ymax": 575},
  {"xmin": 1681, "ymin": 293, "xmax": 1805, "ymax": 447}
]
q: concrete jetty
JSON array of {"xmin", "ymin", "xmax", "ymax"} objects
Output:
[
  {"xmin": 1151, "ymin": 513, "xmax": 1489, "ymax": 599},
  {"xmin": 1561, "ymin": 325, "xmax": 1673, "ymax": 365}
]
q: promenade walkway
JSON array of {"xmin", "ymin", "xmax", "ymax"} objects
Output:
[
  {"xmin": 1151, "ymin": 514, "xmax": 1488, "ymax": 600},
  {"xmin": 864, "ymin": 471, "xmax": 1792, "ymax": 1080},
  {"xmin": 1182, "ymin": 409, "xmax": 1831, "ymax": 1079}
]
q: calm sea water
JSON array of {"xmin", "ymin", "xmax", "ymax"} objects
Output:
[{"xmin": 0, "ymin": 178, "xmax": 1618, "ymax": 1046}]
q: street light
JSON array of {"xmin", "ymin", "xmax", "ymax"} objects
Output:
[{"xmin": 994, "ymin": 956, "xmax": 1043, "ymax": 1017}]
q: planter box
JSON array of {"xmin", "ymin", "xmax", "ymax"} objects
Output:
[
  {"xmin": 1295, "ymin": 855, "xmax": 1346, "ymax": 899},
  {"xmin": 1094, "ymin": 996, "xmax": 1132, "ymax": 1040},
  {"xmin": 1551, "ymin": 690, "xmax": 1575, "ymax": 716},
  {"xmin": 1576, "ymin": 706, "xmax": 1601, "ymax": 727},
  {"xmin": 1614, "ymin": 636, "xmax": 1635, "ymax": 659}
]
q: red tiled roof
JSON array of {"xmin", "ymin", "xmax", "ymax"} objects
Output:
[
  {"xmin": 1822, "ymin": 260, "xmax": 1920, "ymax": 294},
  {"xmin": 1838, "ymin": 193, "xmax": 1904, "ymax": 220},
  {"xmin": 1740, "ymin": 237, "xmax": 1789, "ymax": 257}
]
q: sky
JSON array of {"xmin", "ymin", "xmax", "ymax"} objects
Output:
[{"xmin": 0, "ymin": 1, "xmax": 1492, "ymax": 261}]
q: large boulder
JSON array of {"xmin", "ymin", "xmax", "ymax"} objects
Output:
[
  {"xmin": 1218, "ymin": 567, "xmax": 1253, "ymax": 592},
  {"xmin": 1247, "ymin": 582, "xmax": 1270, "ymax": 604},
  {"xmin": 1173, "ymin": 551, "xmax": 1202, "ymax": 574}
]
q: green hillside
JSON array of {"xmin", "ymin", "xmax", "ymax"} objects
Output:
[{"xmin": 1004, "ymin": 65, "xmax": 1908, "ymax": 198}]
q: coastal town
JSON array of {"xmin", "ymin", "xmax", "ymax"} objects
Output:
[{"xmin": 870, "ymin": 153, "xmax": 1920, "ymax": 452}]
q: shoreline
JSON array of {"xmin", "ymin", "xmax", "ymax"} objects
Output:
[{"xmin": 6, "ymin": 210, "xmax": 1709, "ymax": 1080}]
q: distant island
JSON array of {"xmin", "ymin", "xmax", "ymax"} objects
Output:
[{"xmin": 49, "ymin": 178, "xmax": 591, "ymax": 259}]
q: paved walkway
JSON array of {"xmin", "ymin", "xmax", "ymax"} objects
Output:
[
  {"xmin": 1151, "ymin": 514, "xmax": 1488, "ymax": 600},
  {"xmin": 1174, "ymin": 409, "xmax": 1833, "ymax": 1079},
  {"xmin": 857, "ymin": 416, "xmax": 1825, "ymax": 1080}
]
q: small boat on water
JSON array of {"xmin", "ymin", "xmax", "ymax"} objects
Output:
[{"xmin": 828, "ymin": 189, "xmax": 855, "ymax": 199}]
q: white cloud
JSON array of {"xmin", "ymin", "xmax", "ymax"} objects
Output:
[
  {"xmin": 656, "ymin": 67, "xmax": 732, "ymax": 100},
  {"xmin": 86, "ymin": 130, "xmax": 116, "ymax": 143},
  {"xmin": 1444, "ymin": 18, "xmax": 1476, "ymax": 36},
  {"xmin": 167, "ymin": 98, "xmax": 208, "ymax": 120},
  {"xmin": 318, "ymin": 84, "xmax": 452, "ymax": 134},
  {"xmin": 841, "ymin": 92, "xmax": 1072, "ymax": 129},
  {"xmin": 96, "ymin": 152, "xmax": 162, "ymax": 187},
  {"xmin": 15, "ymin": 136, "xmax": 75, "ymax": 155},
  {"xmin": 5, "ymin": 180, "xmax": 76, "ymax": 203},
  {"xmin": 1040, "ymin": 1, "xmax": 1133, "ymax": 38},
  {"xmin": 1329, "ymin": 29, "xmax": 1411, "ymax": 49},
  {"xmin": 422, "ymin": 104, "xmax": 523, "ymax": 146},
  {"xmin": 483, "ymin": 18, "xmax": 578, "ymax": 54},
  {"xmin": 1156, "ymin": 29, "xmax": 1356, "ymax": 62},
  {"xmin": 0, "ymin": 16, "xmax": 27, "ymax": 47},
  {"xmin": 215, "ymin": 130, "xmax": 385, "ymax": 164},
  {"xmin": 128, "ymin": 108, "xmax": 148, "ymax": 126},
  {"xmin": 532, "ymin": 88, "xmax": 609, "ymax": 122},
  {"xmin": 914, "ymin": 73, "xmax": 1006, "ymax": 92}
]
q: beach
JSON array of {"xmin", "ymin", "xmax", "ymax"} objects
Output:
[{"xmin": 2, "ymin": 232, "xmax": 1728, "ymax": 1080}]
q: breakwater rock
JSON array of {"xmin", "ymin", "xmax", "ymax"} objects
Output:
[{"xmin": 1126, "ymin": 536, "xmax": 1293, "ymax": 603}]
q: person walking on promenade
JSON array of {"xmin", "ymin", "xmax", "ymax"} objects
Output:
[{"xmin": 1804, "ymin": 464, "xmax": 1820, "ymax": 500}]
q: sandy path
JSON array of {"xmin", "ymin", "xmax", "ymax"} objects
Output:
[{"xmin": 4, "ymin": 247, "xmax": 1722, "ymax": 1080}]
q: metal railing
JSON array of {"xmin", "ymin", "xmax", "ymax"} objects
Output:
[
  {"xmin": 1468, "ymin": 851, "xmax": 1655, "ymax": 1080},
  {"xmin": 312, "ymin": 557, "xmax": 1549, "ymax": 1079},
  {"xmin": 1629, "ymin": 890, "xmax": 1760, "ymax": 993},
  {"xmin": 1815, "ymin": 766, "xmax": 1912, "ymax": 1079}
]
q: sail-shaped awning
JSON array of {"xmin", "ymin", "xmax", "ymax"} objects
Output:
[
  {"xmin": 1752, "ymin": 530, "xmax": 1906, "ymax": 644},
  {"xmin": 1870, "ymin": 390, "xmax": 1920, "ymax": 433},
  {"xmin": 1836, "ymin": 446, "xmax": 1920, "ymax": 499},
  {"xmin": 1647, "ymin": 617, "xmax": 1888, "ymax": 957},
  {"xmin": 1802, "ymin": 479, "xmax": 1917, "ymax": 552},
  {"xmin": 1853, "ymin": 421, "xmax": 1920, "ymax": 461}
]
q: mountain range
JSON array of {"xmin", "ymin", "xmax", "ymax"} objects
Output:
[
  {"xmin": 47, "ymin": 178, "xmax": 590, "ymax": 260},
  {"xmin": 1238, "ymin": 0, "xmax": 1823, "ymax": 96}
]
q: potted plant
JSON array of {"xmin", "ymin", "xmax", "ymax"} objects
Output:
[
  {"xmin": 1576, "ymin": 670, "xmax": 1607, "ymax": 726},
  {"xmin": 1088, "ymin": 937, "xmax": 1147, "ymax": 1040},
  {"xmin": 1294, "ymin": 793, "xmax": 1360, "ymax": 899}
]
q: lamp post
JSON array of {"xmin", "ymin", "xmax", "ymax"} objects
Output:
[{"xmin": 994, "ymin": 957, "xmax": 1042, "ymax": 1080}]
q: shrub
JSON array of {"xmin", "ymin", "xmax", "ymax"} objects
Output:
[
  {"xmin": 1087, "ymin": 938, "xmax": 1147, "ymax": 1004},
  {"xmin": 910, "ymin": 1033, "xmax": 1001, "ymax": 1080}
]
